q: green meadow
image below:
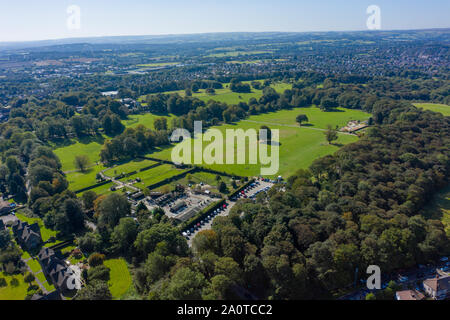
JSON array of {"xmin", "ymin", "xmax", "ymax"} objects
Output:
[
  {"xmin": 0, "ymin": 273, "xmax": 28, "ymax": 300},
  {"xmin": 139, "ymin": 80, "xmax": 291, "ymax": 105},
  {"xmin": 54, "ymin": 102, "xmax": 369, "ymax": 190},
  {"xmin": 104, "ymin": 259, "xmax": 132, "ymax": 300},
  {"xmin": 103, "ymin": 159, "xmax": 157, "ymax": 178},
  {"xmin": 122, "ymin": 112, "xmax": 177, "ymax": 129},
  {"xmin": 120, "ymin": 164, "xmax": 188, "ymax": 189},
  {"xmin": 413, "ymin": 103, "xmax": 450, "ymax": 116},
  {"xmin": 66, "ymin": 165, "xmax": 106, "ymax": 191},
  {"xmin": 147, "ymin": 122, "xmax": 359, "ymax": 178},
  {"xmin": 53, "ymin": 136, "xmax": 105, "ymax": 172}
]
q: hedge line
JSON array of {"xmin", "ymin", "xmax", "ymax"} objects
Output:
[
  {"xmin": 178, "ymin": 199, "xmax": 226, "ymax": 232},
  {"xmin": 74, "ymin": 179, "xmax": 111, "ymax": 194},
  {"xmin": 228, "ymin": 179, "xmax": 255, "ymax": 200}
]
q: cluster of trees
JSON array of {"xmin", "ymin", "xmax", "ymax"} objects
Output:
[
  {"xmin": 230, "ymin": 79, "xmax": 251, "ymax": 93},
  {"xmin": 100, "ymin": 125, "xmax": 169, "ymax": 163},
  {"xmin": 76, "ymin": 253, "xmax": 112, "ymax": 300},
  {"xmin": 6, "ymin": 94, "xmax": 130, "ymax": 142},
  {"xmin": 137, "ymin": 103, "xmax": 449, "ymax": 300}
]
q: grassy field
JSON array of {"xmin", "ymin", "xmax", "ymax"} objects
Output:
[
  {"xmin": 139, "ymin": 80, "xmax": 291, "ymax": 105},
  {"xmin": 66, "ymin": 165, "xmax": 106, "ymax": 192},
  {"xmin": 246, "ymin": 106, "xmax": 371, "ymax": 129},
  {"xmin": 53, "ymin": 136, "xmax": 105, "ymax": 172},
  {"xmin": 104, "ymin": 259, "xmax": 132, "ymax": 299},
  {"xmin": 147, "ymin": 121, "xmax": 359, "ymax": 178},
  {"xmin": 0, "ymin": 273, "xmax": 28, "ymax": 300},
  {"xmin": 145, "ymin": 107, "xmax": 369, "ymax": 178},
  {"xmin": 121, "ymin": 164, "xmax": 188, "ymax": 189},
  {"xmin": 414, "ymin": 103, "xmax": 450, "ymax": 116},
  {"xmin": 103, "ymin": 159, "xmax": 158, "ymax": 178},
  {"xmin": 26, "ymin": 259, "xmax": 41, "ymax": 273},
  {"xmin": 122, "ymin": 112, "xmax": 177, "ymax": 129},
  {"xmin": 423, "ymin": 184, "xmax": 450, "ymax": 236},
  {"xmin": 79, "ymin": 182, "xmax": 115, "ymax": 197}
]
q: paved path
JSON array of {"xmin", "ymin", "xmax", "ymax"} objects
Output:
[
  {"xmin": 23, "ymin": 257, "xmax": 48, "ymax": 294},
  {"xmin": 242, "ymin": 120, "xmax": 354, "ymax": 135}
]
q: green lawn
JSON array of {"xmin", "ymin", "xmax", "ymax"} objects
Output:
[
  {"xmin": 104, "ymin": 259, "xmax": 132, "ymax": 299},
  {"xmin": 0, "ymin": 273, "xmax": 28, "ymax": 300},
  {"xmin": 53, "ymin": 136, "xmax": 105, "ymax": 172},
  {"xmin": 65, "ymin": 164, "xmax": 106, "ymax": 192},
  {"xmin": 139, "ymin": 80, "xmax": 291, "ymax": 105},
  {"xmin": 146, "ymin": 107, "xmax": 365, "ymax": 178},
  {"xmin": 121, "ymin": 164, "xmax": 188, "ymax": 189},
  {"xmin": 414, "ymin": 103, "xmax": 450, "ymax": 116},
  {"xmin": 35, "ymin": 272, "xmax": 55, "ymax": 292},
  {"xmin": 103, "ymin": 159, "xmax": 158, "ymax": 178},
  {"xmin": 15, "ymin": 212, "xmax": 57, "ymax": 243},
  {"xmin": 122, "ymin": 112, "xmax": 177, "ymax": 130},
  {"xmin": 78, "ymin": 182, "xmax": 115, "ymax": 197},
  {"xmin": 26, "ymin": 259, "xmax": 41, "ymax": 273},
  {"xmin": 246, "ymin": 106, "xmax": 371, "ymax": 129}
]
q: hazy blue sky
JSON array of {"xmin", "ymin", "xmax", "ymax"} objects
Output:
[{"xmin": 0, "ymin": 0, "xmax": 448, "ymax": 42}]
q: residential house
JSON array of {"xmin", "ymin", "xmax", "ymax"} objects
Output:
[
  {"xmin": 423, "ymin": 274, "xmax": 450, "ymax": 300},
  {"xmin": 11, "ymin": 220, "xmax": 42, "ymax": 250},
  {"xmin": 38, "ymin": 247, "xmax": 76, "ymax": 294},
  {"xmin": 0, "ymin": 200, "xmax": 12, "ymax": 215},
  {"xmin": 395, "ymin": 290, "xmax": 425, "ymax": 301}
]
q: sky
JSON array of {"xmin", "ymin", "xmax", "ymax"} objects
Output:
[{"xmin": 0, "ymin": 0, "xmax": 448, "ymax": 42}]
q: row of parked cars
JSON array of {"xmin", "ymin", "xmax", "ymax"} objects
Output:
[
  {"xmin": 230, "ymin": 181, "xmax": 263, "ymax": 201},
  {"xmin": 181, "ymin": 203, "xmax": 228, "ymax": 239}
]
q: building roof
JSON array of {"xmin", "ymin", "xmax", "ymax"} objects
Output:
[
  {"xmin": 423, "ymin": 275, "xmax": 450, "ymax": 292},
  {"xmin": 396, "ymin": 290, "xmax": 425, "ymax": 301}
]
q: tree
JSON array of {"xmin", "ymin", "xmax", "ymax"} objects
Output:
[
  {"xmin": 87, "ymin": 265, "xmax": 111, "ymax": 282},
  {"xmin": 76, "ymin": 280, "xmax": 112, "ymax": 300},
  {"xmin": 0, "ymin": 230, "xmax": 11, "ymax": 250},
  {"xmin": 24, "ymin": 273, "xmax": 35, "ymax": 286},
  {"xmin": 154, "ymin": 117, "xmax": 168, "ymax": 131},
  {"xmin": 218, "ymin": 181, "xmax": 228, "ymax": 194},
  {"xmin": 74, "ymin": 155, "xmax": 90, "ymax": 172},
  {"xmin": 110, "ymin": 217, "xmax": 138, "ymax": 253},
  {"xmin": 296, "ymin": 114, "xmax": 309, "ymax": 126},
  {"xmin": 192, "ymin": 230, "xmax": 219, "ymax": 255},
  {"xmin": 324, "ymin": 125, "xmax": 338, "ymax": 145},
  {"xmin": 82, "ymin": 191, "xmax": 97, "ymax": 210},
  {"xmin": 162, "ymin": 267, "xmax": 207, "ymax": 300},
  {"xmin": 97, "ymin": 193, "xmax": 130, "ymax": 230},
  {"xmin": 88, "ymin": 253, "xmax": 105, "ymax": 267}
]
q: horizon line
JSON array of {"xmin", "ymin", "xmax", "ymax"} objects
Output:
[{"xmin": 1, "ymin": 27, "xmax": 449, "ymax": 45}]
